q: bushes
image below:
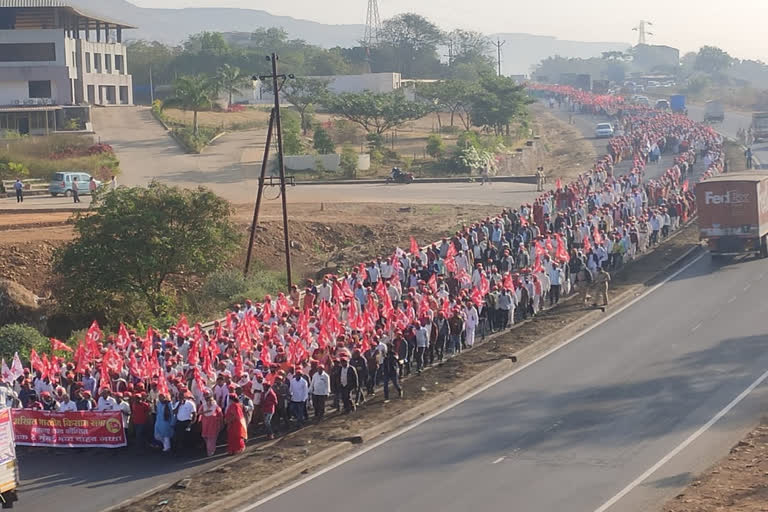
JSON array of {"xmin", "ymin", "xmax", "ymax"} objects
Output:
[
  {"xmin": 0, "ymin": 324, "xmax": 48, "ymax": 360},
  {"xmin": 171, "ymin": 125, "xmax": 221, "ymax": 154},
  {"xmin": 426, "ymin": 134, "xmax": 445, "ymax": 158},
  {"xmin": 186, "ymin": 267, "xmax": 287, "ymax": 320},
  {"xmin": 340, "ymin": 145, "xmax": 359, "ymax": 178},
  {"xmin": 313, "ymin": 126, "xmax": 336, "ymax": 154}
]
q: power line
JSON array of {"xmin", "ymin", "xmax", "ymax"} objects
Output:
[{"xmin": 494, "ymin": 38, "xmax": 505, "ymax": 77}]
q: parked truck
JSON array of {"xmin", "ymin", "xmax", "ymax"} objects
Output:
[
  {"xmin": 670, "ymin": 94, "xmax": 687, "ymax": 114},
  {"xmin": 0, "ymin": 409, "xmax": 18, "ymax": 508},
  {"xmin": 704, "ymin": 100, "xmax": 725, "ymax": 123},
  {"xmin": 696, "ymin": 173, "xmax": 768, "ymax": 257},
  {"xmin": 751, "ymin": 112, "xmax": 768, "ymax": 143}
]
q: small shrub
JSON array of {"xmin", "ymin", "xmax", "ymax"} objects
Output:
[
  {"xmin": 0, "ymin": 324, "xmax": 48, "ymax": 360},
  {"xmin": 340, "ymin": 145, "xmax": 358, "ymax": 178},
  {"xmin": 331, "ymin": 119, "xmax": 362, "ymax": 145},
  {"xmin": 426, "ymin": 134, "xmax": 445, "ymax": 159},
  {"xmin": 313, "ymin": 126, "xmax": 336, "ymax": 155}
]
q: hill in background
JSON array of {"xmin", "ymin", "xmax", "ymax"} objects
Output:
[{"xmin": 68, "ymin": 0, "xmax": 630, "ymax": 75}]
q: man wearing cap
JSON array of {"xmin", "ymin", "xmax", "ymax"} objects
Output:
[{"xmin": 309, "ymin": 364, "xmax": 330, "ymax": 419}]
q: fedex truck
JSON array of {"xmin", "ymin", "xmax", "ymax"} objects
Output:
[{"xmin": 696, "ymin": 173, "xmax": 768, "ymax": 257}]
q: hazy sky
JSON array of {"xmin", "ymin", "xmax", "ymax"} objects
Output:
[{"xmin": 130, "ymin": 0, "xmax": 768, "ymax": 61}]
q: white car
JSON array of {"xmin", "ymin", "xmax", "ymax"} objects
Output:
[{"xmin": 595, "ymin": 123, "xmax": 614, "ymax": 138}]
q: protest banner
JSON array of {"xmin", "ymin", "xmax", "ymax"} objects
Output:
[{"xmin": 11, "ymin": 410, "xmax": 126, "ymax": 448}]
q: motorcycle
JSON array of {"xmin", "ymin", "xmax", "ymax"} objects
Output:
[{"xmin": 386, "ymin": 169, "xmax": 415, "ymax": 184}]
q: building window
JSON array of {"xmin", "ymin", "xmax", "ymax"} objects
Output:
[
  {"xmin": 0, "ymin": 43, "xmax": 56, "ymax": 62},
  {"xmin": 105, "ymin": 54, "xmax": 112, "ymax": 73},
  {"xmin": 119, "ymin": 86, "xmax": 129, "ymax": 104},
  {"xmin": 94, "ymin": 53, "xmax": 102, "ymax": 72},
  {"xmin": 72, "ymin": 51, "xmax": 76, "ymax": 67},
  {"xmin": 28, "ymin": 80, "xmax": 52, "ymax": 99},
  {"xmin": 85, "ymin": 52, "xmax": 91, "ymax": 73},
  {"xmin": 115, "ymin": 55, "xmax": 123, "ymax": 73}
]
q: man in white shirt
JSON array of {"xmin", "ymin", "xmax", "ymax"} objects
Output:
[
  {"xmin": 96, "ymin": 388, "xmax": 118, "ymax": 411},
  {"xmin": 309, "ymin": 366, "xmax": 330, "ymax": 419},
  {"xmin": 58, "ymin": 393, "xmax": 77, "ymax": 412},
  {"xmin": 316, "ymin": 277, "xmax": 333, "ymax": 303},
  {"xmin": 289, "ymin": 371, "xmax": 309, "ymax": 427},
  {"xmin": 174, "ymin": 392, "xmax": 197, "ymax": 453}
]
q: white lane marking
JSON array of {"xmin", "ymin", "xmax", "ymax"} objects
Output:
[
  {"xmin": 743, "ymin": 283, "xmax": 752, "ymax": 292},
  {"xmin": 232, "ymin": 250, "xmax": 706, "ymax": 512},
  {"xmin": 492, "ymin": 457, "xmax": 505, "ymax": 464},
  {"xmin": 728, "ymin": 296, "xmax": 737, "ymax": 303},
  {"xmin": 691, "ymin": 322, "xmax": 702, "ymax": 332},
  {"xmin": 593, "ymin": 366, "xmax": 768, "ymax": 512}
]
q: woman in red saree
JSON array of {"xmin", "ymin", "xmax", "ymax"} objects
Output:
[
  {"xmin": 200, "ymin": 392, "xmax": 223, "ymax": 457},
  {"xmin": 225, "ymin": 393, "xmax": 247, "ymax": 455}
]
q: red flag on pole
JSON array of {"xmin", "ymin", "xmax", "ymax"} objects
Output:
[
  {"xmin": 115, "ymin": 323, "xmax": 131, "ymax": 350},
  {"xmin": 176, "ymin": 314, "xmax": 191, "ymax": 337},
  {"xmin": 682, "ymin": 180, "xmax": 689, "ymax": 192},
  {"xmin": 555, "ymin": 234, "xmax": 570, "ymax": 262},
  {"xmin": 85, "ymin": 320, "xmax": 102, "ymax": 357},
  {"xmin": 583, "ymin": 236, "xmax": 592, "ymax": 254},
  {"xmin": 29, "ymin": 349, "xmax": 44, "ymax": 375},
  {"xmin": 470, "ymin": 287, "xmax": 484, "ymax": 307},
  {"xmin": 409, "ymin": 236, "xmax": 420, "ymax": 256},
  {"xmin": 480, "ymin": 273, "xmax": 490, "ymax": 295},
  {"xmin": 50, "ymin": 338, "xmax": 73, "ymax": 353},
  {"xmin": 593, "ymin": 225, "xmax": 603, "ymax": 245},
  {"xmin": 427, "ymin": 273, "xmax": 437, "ymax": 293}
]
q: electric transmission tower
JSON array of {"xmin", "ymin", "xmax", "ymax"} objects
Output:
[
  {"xmin": 364, "ymin": 0, "xmax": 381, "ymax": 49},
  {"xmin": 632, "ymin": 20, "xmax": 653, "ymax": 45}
]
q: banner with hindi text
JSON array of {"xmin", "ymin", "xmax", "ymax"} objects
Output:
[{"xmin": 11, "ymin": 410, "xmax": 126, "ymax": 448}]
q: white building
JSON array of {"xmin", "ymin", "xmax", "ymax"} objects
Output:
[
  {"xmin": 242, "ymin": 73, "xmax": 404, "ymax": 105},
  {"xmin": 0, "ymin": 0, "xmax": 135, "ymax": 134}
]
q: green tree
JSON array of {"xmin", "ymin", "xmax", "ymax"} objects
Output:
[
  {"xmin": 313, "ymin": 126, "xmax": 336, "ymax": 154},
  {"xmin": 416, "ymin": 79, "xmax": 478, "ymax": 129},
  {"xmin": 281, "ymin": 112, "xmax": 305, "ymax": 155},
  {"xmin": 52, "ymin": 184, "xmax": 240, "ymax": 325},
  {"xmin": 471, "ymin": 74, "xmax": 532, "ymax": 134},
  {"xmin": 378, "ymin": 13, "xmax": 444, "ymax": 77},
  {"xmin": 163, "ymin": 75, "xmax": 217, "ymax": 135},
  {"xmin": 322, "ymin": 90, "xmax": 431, "ymax": 135},
  {"xmin": 279, "ymin": 77, "xmax": 330, "ymax": 135},
  {"xmin": 183, "ymin": 31, "xmax": 230, "ymax": 56},
  {"xmin": 695, "ymin": 46, "xmax": 735, "ymax": 74},
  {"xmin": 0, "ymin": 324, "xmax": 48, "ymax": 361},
  {"xmin": 426, "ymin": 133, "xmax": 445, "ymax": 158},
  {"xmin": 215, "ymin": 64, "xmax": 249, "ymax": 107},
  {"xmin": 340, "ymin": 145, "xmax": 359, "ymax": 178}
]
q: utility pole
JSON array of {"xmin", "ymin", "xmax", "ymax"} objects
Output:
[
  {"xmin": 244, "ymin": 107, "xmax": 275, "ymax": 276},
  {"xmin": 149, "ymin": 65, "xmax": 154, "ymax": 103},
  {"xmin": 244, "ymin": 54, "xmax": 294, "ymax": 288},
  {"xmin": 494, "ymin": 38, "xmax": 505, "ymax": 77}
]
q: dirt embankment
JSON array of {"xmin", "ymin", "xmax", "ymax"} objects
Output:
[{"xmin": 0, "ymin": 203, "xmax": 501, "ymax": 298}]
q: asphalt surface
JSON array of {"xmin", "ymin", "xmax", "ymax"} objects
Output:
[
  {"xmin": 683, "ymin": 103, "xmax": 768, "ymax": 166},
  {"xmin": 248, "ymin": 250, "xmax": 768, "ymax": 512}
]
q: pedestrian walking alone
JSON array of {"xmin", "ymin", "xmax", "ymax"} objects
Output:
[
  {"xmin": 71, "ymin": 177, "xmax": 81, "ymax": 203},
  {"xmin": 13, "ymin": 178, "xmax": 23, "ymax": 203},
  {"xmin": 593, "ymin": 266, "xmax": 611, "ymax": 309}
]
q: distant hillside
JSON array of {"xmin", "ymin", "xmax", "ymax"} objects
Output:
[
  {"xmin": 68, "ymin": 0, "xmax": 630, "ymax": 75},
  {"xmin": 491, "ymin": 33, "xmax": 631, "ymax": 75}
]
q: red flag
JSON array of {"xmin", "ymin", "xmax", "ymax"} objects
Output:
[
  {"xmin": 593, "ymin": 225, "xmax": 603, "ymax": 246},
  {"xmin": 410, "ymin": 236, "xmax": 420, "ymax": 256},
  {"xmin": 128, "ymin": 352, "xmax": 143, "ymax": 379},
  {"xmin": 583, "ymin": 236, "xmax": 592, "ymax": 254},
  {"xmin": 29, "ymin": 349, "xmax": 44, "ymax": 375},
  {"xmin": 440, "ymin": 298, "xmax": 450, "ymax": 316},
  {"xmin": 556, "ymin": 178, "xmax": 562, "ymax": 190},
  {"xmin": 445, "ymin": 241, "xmax": 457, "ymax": 260},
  {"xmin": 193, "ymin": 367, "xmax": 207, "ymax": 394},
  {"xmin": 85, "ymin": 320, "xmax": 102, "ymax": 357},
  {"xmin": 40, "ymin": 354, "xmax": 51, "ymax": 380},
  {"xmin": 341, "ymin": 279, "xmax": 354, "ymax": 300},
  {"xmin": 116, "ymin": 323, "xmax": 131, "ymax": 350},
  {"xmin": 682, "ymin": 179, "xmax": 689, "ymax": 192},
  {"xmin": 480, "ymin": 274, "xmax": 490, "ymax": 295},
  {"xmin": 555, "ymin": 234, "xmax": 570, "ymax": 262},
  {"xmin": 427, "ymin": 273, "xmax": 437, "ymax": 293},
  {"xmin": 503, "ymin": 272, "xmax": 515, "ymax": 291},
  {"xmin": 533, "ymin": 253, "xmax": 543, "ymax": 273},
  {"xmin": 260, "ymin": 343, "xmax": 272, "ymax": 366},
  {"xmin": 176, "ymin": 314, "xmax": 191, "ymax": 337},
  {"xmin": 50, "ymin": 338, "xmax": 73, "ymax": 353},
  {"xmin": 445, "ymin": 256, "xmax": 458, "ymax": 274},
  {"xmin": 470, "ymin": 287, "xmax": 484, "ymax": 307}
]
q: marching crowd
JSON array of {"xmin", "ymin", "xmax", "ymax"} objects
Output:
[{"xmin": 0, "ymin": 85, "xmax": 725, "ymax": 457}]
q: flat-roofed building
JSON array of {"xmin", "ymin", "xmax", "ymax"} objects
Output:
[{"xmin": 0, "ymin": 0, "xmax": 135, "ymax": 134}]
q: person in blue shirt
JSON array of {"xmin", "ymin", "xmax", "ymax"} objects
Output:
[{"xmin": 13, "ymin": 179, "xmax": 23, "ymax": 203}]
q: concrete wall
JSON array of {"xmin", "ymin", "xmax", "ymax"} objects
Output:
[
  {"xmin": 319, "ymin": 73, "xmax": 402, "ymax": 94},
  {"xmin": 283, "ymin": 153, "xmax": 371, "ymax": 172},
  {"xmin": 0, "ymin": 67, "xmax": 70, "ymax": 104},
  {"xmin": 0, "ymin": 29, "xmax": 66, "ymax": 66}
]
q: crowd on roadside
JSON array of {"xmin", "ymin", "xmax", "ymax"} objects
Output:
[{"xmin": 0, "ymin": 85, "xmax": 726, "ymax": 458}]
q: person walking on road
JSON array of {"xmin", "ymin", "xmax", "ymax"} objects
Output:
[
  {"xmin": 593, "ymin": 266, "xmax": 611, "ymax": 309},
  {"xmin": 309, "ymin": 364, "xmax": 330, "ymax": 419},
  {"xmin": 745, "ymin": 147, "xmax": 754, "ymax": 169},
  {"xmin": 536, "ymin": 167, "xmax": 545, "ymax": 192},
  {"xmin": 71, "ymin": 177, "xmax": 81, "ymax": 203},
  {"xmin": 13, "ymin": 178, "xmax": 23, "ymax": 203}
]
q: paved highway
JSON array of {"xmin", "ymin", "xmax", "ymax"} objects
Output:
[
  {"xmin": 245, "ymin": 250, "xmax": 768, "ymax": 512},
  {"xmin": 684, "ymin": 103, "xmax": 768, "ymax": 167}
]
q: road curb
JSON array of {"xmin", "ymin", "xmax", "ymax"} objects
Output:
[{"xmin": 295, "ymin": 175, "xmax": 537, "ymax": 186}]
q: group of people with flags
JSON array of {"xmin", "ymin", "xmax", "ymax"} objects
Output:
[{"xmin": 0, "ymin": 84, "xmax": 725, "ymax": 458}]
